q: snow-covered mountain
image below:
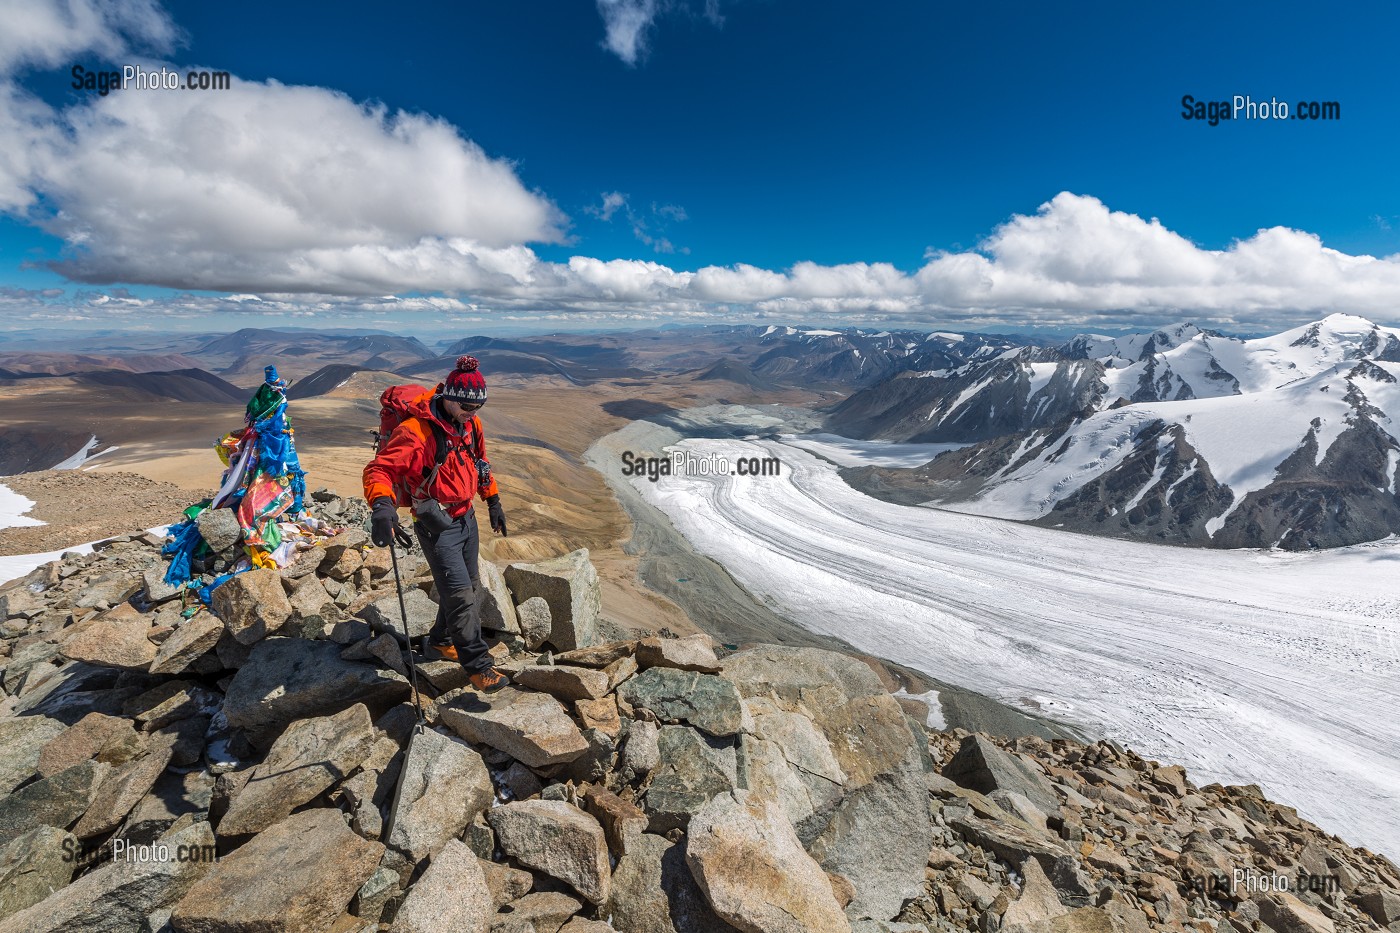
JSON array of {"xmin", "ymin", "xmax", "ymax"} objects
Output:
[
  {"xmin": 750, "ymin": 326, "xmax": 1020, "ymax": 387},
  {"xmin": 1097, "ymin": 316, "xmax": 1400, "ymax": 405},
  {"xmin": 1061, "ymin": 322, "xmax": 1213, "ymax": 366},
  {"xmin": 826, "ymin": 347, "xmax": 1103, "ymax": 443},
  {"xmin": 840, "ymin": 314, "xmax": 1400, "ymax": 549}
]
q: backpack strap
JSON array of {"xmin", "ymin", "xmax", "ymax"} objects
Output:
[
  {"xmin": 412, "ymin": 419, "xmax": 450, "ymax": 502},
  {"xmin": 431, "ymin": 420, "xmax": 450, "ymax": 468}
]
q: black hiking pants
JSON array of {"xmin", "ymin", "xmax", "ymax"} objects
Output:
[{"xmin": 413, "ymin": 508, "xmax": 493, "ymax": 675}]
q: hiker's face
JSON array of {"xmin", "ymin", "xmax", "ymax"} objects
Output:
[{"xmin": 443, "ymin": 399, "xmax": 480, "ymax": 422}]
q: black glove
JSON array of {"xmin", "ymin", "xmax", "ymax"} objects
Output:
[
  {"xmin": 371, "ymin": 497, "xmax": 412, "ymax": 549},
  {"xmin": 487, "ymin": 494, "xmax": 508, "ymax": 537}
]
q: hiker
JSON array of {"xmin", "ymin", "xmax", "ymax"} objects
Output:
[{"xmin": 363, "ymin": 356, "xmax": 511, "ymax": 693}]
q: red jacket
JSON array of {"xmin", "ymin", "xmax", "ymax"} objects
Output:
[{"xmin": 363, "ymin": 389, "xmax": 500, "ymax": 518}]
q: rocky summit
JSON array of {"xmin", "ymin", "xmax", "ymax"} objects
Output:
[{"xmin": 0, "ymin": 493, "xmax": 1397, "ymax": 933}]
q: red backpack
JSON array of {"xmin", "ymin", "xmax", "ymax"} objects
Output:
[{"xmin": 373, "ymin": 384, "xmax": 433, "ymax": 452}]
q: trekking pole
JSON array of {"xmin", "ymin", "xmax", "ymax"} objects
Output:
[{"xmin": 388, "ymin": 540, "xmax": 427, "ymax": 735}]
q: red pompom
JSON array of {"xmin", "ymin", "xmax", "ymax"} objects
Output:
[{"xmin": 457, "ymin": 356, "xmax": 480, "ymax": 372}]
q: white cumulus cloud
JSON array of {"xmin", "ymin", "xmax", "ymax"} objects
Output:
[
  {"xmin": 593, "ymin": 0, "xmax": 729, "ymax": 65},
  {"xmin": 0, "ymin": 0, "xmax": 176, "ymax": 74},
  {"xmin": 1, "ymin": 0, "xmax": 566, "ymax": 292},
  {"xmin": 585, "ymin": 191, "xmax": 629, "ymax": 222},
  {"xmin": 37, "ymin": 81, "xmax": 567, "ymax": 288},
  {"xmin": 912, "ymin": 193, "xmax": 1400, "ymax": 325},
  {"xmin": 9, "ymin": 189, "xmax": 1400, "ymax": 333},
  {"xmin": 595, "ymin": 0, "xmax": 661, "ymax": 66}
]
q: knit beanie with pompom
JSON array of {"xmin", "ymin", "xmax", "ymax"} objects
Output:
[{"xmin": 440, "ymin": 356, "xmax": 487, "ymax": 406}]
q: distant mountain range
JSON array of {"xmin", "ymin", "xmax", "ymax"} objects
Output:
[
  {"xmin": 0, "ymin": 323, "xmax": 1032, "ymax": 390},
  {"xmin": 0, "ymin": 351, "xmax": 206, "ymax": 376},
  {"xmin": 12, "ymin": 316, "xmax": 1400, "ymax": 551},
  {"xmin": 748, "ymin": 325, "xmax": 1029, "ymax": 388},
  {"xmin": 839, "ymin": 314, "xmax": 1400, "ymax": 549},
  {"xmin": 196, "ymin": 328, "xmax": 435, "ymax": 362},
  {"xmin": 199, "ymin": 329, "xmax": 437, "ymax": 383}
]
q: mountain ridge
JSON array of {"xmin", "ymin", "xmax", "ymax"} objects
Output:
[{"xmin": 838, "ymin": 314, "xmax": 1400, "ymax": 549}]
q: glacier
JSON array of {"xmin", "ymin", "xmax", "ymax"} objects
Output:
[{"xmin": 621, "ymin": 418, "xmax": 1400, "ymax": 858}]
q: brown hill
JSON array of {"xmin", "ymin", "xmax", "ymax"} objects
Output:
[
  {"xmin": 69, "ymin": 368, "xmax": 248, "ymax": 404},
  {"xmin": 0, "ymin": 352, "xmax": 206, "ymax": 375}
]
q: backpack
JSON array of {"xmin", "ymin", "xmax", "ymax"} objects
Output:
[
  {"xmin": 373, "ymin": 384, "xmax": 431, "ymax": 452},
  {"xmin": 374, "ymin": 384, "xmax": 490, "ymax": 493}
]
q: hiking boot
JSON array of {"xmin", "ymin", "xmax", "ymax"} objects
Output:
[
  {"xmin": 429, "ymin": 642, "xmax": 459, "ymax": 661},
  {"xmin": 468, "ymin": 667, "xmax": 510, "ymax": 693}
]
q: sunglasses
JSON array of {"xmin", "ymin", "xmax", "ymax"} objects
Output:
[{"xmin": 446, "ymin": 399, "xmax": 483, "ymax": 412}]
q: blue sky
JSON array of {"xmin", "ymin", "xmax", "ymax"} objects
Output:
[{"xmin": 2, "ymin": 0, "xmax": 1398, "ymax": 335}]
